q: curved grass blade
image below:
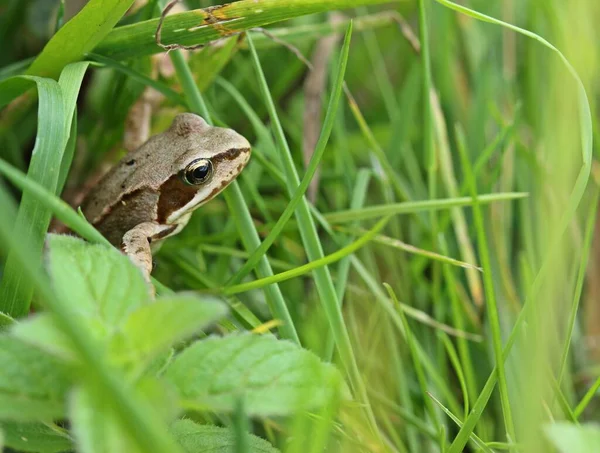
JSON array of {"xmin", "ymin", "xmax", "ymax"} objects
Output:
[
  {"xmin": 0, "ymin": 63, "xmax": 89, "ymax": 317},
  {"xmin": 0, "ymin": 1, "xmax": 135, "ymax": 107},
  {"xmin": 218, "ymin": 216, "xmax": 390, "ymax": 296},
  {"xmin": 324, "ymin": 192, "xmax": 528, "ymax": 223},
  {"xmin": 438, "ymin": 1, "xmax": 593, "ymax": 448},
  {"xmin": 227, "ymin": 17, "xmax": 352, "ymax": 285},
  {"xmin": 163, "ymin": 16, "xmax": 299, "ymax": 344},
  {"xmin": 246, "ymin": 24, "xmax": 385, "ymax": 443},
  {"xmin": 0, "ymin": 76, "xmax": 66, "ymax": 317}
]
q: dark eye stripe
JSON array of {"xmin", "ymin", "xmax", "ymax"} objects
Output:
[{"xmin": 212, "ymin": 147, "xmax": 250, "ymax": 163}]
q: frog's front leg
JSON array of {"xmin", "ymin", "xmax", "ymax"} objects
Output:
[{"xmin": 121, "ymin": 222, "xmax": 174, "ymax": 285}]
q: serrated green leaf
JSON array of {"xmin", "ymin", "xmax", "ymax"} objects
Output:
[
  {"xmin": 165, "ymin": 333, "xmax": 344, "ymax": 417},
  {"xmin": 112, "ymin": 294, "xmax": 228, "ymax": 365},
  {"xmin": 171, "ymin": 419, "xmax": 279, "ymax": 453},
  {"xmin": 46, "ymin": 234, "xmax": 150, "ymax": 324},
  {"xmin": 545, "ymin": 423, "xmax": 600, "ymax": 453},
  {"xmin": 10, "ymin": 313, "xmax": 78, "ymax": 361},
  {"xmin": 136, "ymin": 377, "xmax": 181, "ymax": 423},
  {"xmin": 69, "ymin": 386, "xmax": 144, "ymax": 453},
  {"xmin": 0, "ymin": 421, "xmax": 72, "ymax": 453},
  {"xmin": 0, "ymin": 335, "xmax": 71, "ymax": 421}
]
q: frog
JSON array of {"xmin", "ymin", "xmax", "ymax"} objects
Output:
[{"xmin": 80, "ymin": 113, "xmax": 251, "ymax": 284}]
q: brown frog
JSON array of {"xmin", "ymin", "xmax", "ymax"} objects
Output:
[{"xmin": 81, "ymin": 113, "xmax": 251, "ymax": 283}]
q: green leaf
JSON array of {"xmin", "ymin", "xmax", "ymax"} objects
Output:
[
  {"xmin": 135, "ymin": 377, "xmax": 180, "ymax": 423},
  {"xmin": 0, "ymin": 421, "xmax": 72, "ymax": 453},
  {"xmin": 46, "ymin": 235, "xmax": 150, "ymax": 324},
  {"xmin": 70, "ymin": 377, "xmax": 181, "ymax": 453},
  {"xmin": 0, "ymin": 335, "xmax": 71, "ymax": 421},
  {"xmin": 171, "ymin": 419, "xmax": 279, "ymax": 453},
  {"xmin": 545, "ymin": 423, "xmax": 600, "ymax": 453},
  {"xmin": 69, "ymin": 386, "xmax": 145, "ymax": 453},
  {"xmin": 165, "ymin": 333, "xmax": 344, "ymax": 417},
  {"xmin": 111, "ymin": 294, "xmax": 228, "ymax": 365},
  {"xmin": 10, "ymin": 313, "xmax": 77, "ymax": 361}
]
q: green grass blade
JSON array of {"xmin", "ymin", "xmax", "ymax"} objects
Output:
[
  {"xmin": 88, "ymin": 53, "xmax": 185, "ymax": 105},
  {"xmin": 29, "ymin": 0, "xmax": 134, "ymax": 75},
  {"xmin": 0, "ymin": 76, "xmax": 66, "ymax": 317},
  {"xmin": 220, "ymin": 216, "xmax": 389, "ymax": 296},
  {"xmin": 324, "ymin": 192, "xmax": 528, "ymax": 223},
  {"xmin": 385, "ymin": 284, "xmax": 441, "ymax": 430},
  {"xmin": 95, "ymin": 0, "xmax": 400, "ymax": 60},
  {"xmin": 557, "ymin": 187, "xmax": 599, "ymax": 385},
  {"xmin": 574, "ymin": 375, "xmax": 600, "ymax": 418},
  {"xmin": 247, "ymin": 24, "xmax": 384, "ymax": 440},
  {"xmin": 437, "ymin": 0, "xmax": 593, "ymax": 450},
  {"xmin": 0, "ymin": 158, "xmax": 108, "ymax": 246},
  {"xmin": 456, "ymin": 124, "xmax": 516, "ymax": 442},
  {"xmin": 164, "ymin": 20, "xmax": 299, "ymax": 344},
  {"xmin": 0, "ymin": 0, "xmax": 135, "ymax": 107},
  {"xmin": 427, "ymin": 392, "xmax": 494, "ymax": 453},
  {"xmin": 227, "ymin": 18, "xmax": 351, "ymax": 285}
]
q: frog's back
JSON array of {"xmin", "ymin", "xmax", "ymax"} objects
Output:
[{"xmin": 82, "ymin": 134, "xmax": 173, "ymax": 223}]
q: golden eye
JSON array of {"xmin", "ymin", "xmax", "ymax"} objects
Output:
[{"xmin": 183, "ymin": 158, "xmax": 213, "ymax": 185}]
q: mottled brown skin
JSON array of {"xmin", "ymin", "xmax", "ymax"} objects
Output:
[{"xmin": 80, "ymin": 113, "xmax": 251, "ymax": 284}]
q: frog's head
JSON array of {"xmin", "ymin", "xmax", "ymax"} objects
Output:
[{"xmin": 157, "ymin": 113, "xmax": 251, "ymax": 224}]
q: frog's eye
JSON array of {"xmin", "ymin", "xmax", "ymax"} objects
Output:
[{"xmin": 183, "ymin": 158, "xmax": 213, "ymax": 185}]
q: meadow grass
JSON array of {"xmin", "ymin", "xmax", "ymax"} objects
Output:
[{"xmin": 0, "ymin": 0, "xmax": 598, "ymax": 452}]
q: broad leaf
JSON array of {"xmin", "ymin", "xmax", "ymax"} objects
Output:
[
  {"xmin": 70, "ymin": 386, "xmax": 144, "ymax": 453},
  {"xmin": 0, "ymin": 335, "xmax": 71, "ymax": 421},
  {"xmin": 111, "ymin": 294, "xmax": 228, "ymax": 365},
  {"xmin": 165, "ymin": 333, "xmax": 344, "ymax": 416},
  {"xmin": 545, "ymin": 423, "xmax": 600, "ymax": 453},
  {"xmin": 171, "ymin": 419, "xmax": 279, "ymax": 453},
  {"xmin": 46, "ymin": 234, "xmax": 149, "ymax": 324},
  {"xmin": 0, "ymin": 421, "xmax": 72, "ymax": 453},
  {"xmin": 10, "ymin": 313, "xmax": 79, "ymax": 361},
  {"xmin": 70, "ymin": 377, "xmax": 181, "ymax": 453}
]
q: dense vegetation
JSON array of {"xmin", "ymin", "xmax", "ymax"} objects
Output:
[{"xmin": 0, "ymin": 0, "xmax": 598, "ymax": 452}]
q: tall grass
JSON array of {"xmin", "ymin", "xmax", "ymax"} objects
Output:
[{"xmin": 0, "ymin": 0, "xmax": 598, "ymax": 452}]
